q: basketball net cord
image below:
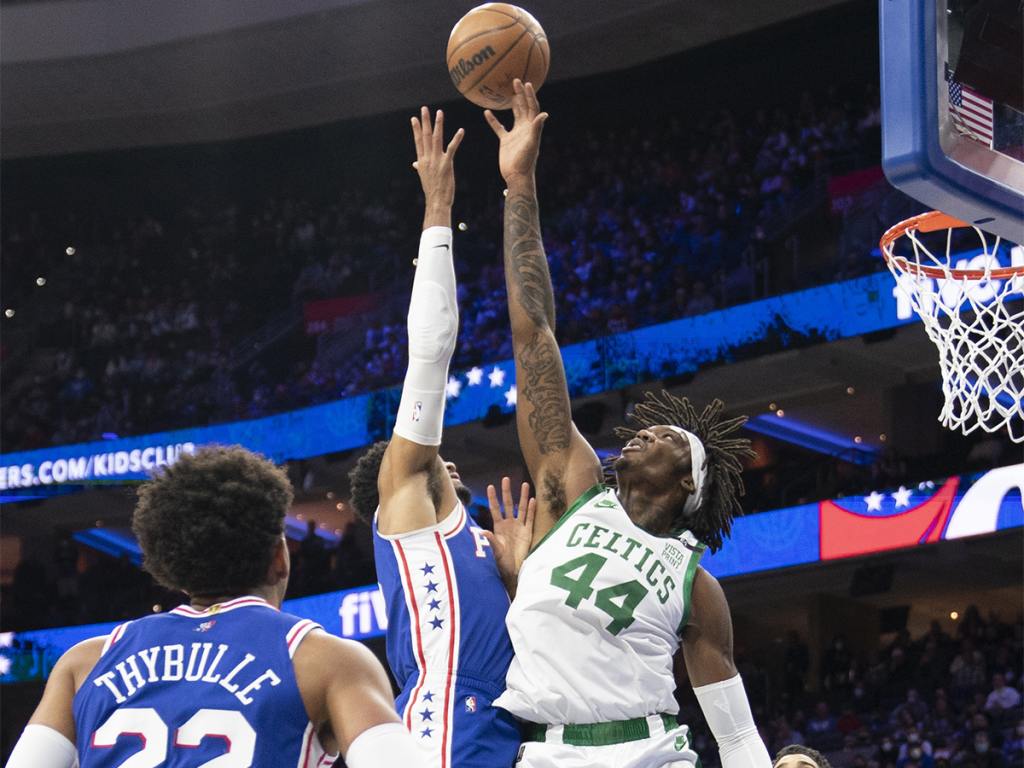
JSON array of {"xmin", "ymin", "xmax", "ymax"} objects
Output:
[{"xmin": 881, "ymin": 214, "xmax": 1024, "ymax": 443}]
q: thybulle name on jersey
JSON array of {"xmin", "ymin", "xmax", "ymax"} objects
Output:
[{"xmin": 92, "ymin": 642, "xmax": 280, "ymax": 706}]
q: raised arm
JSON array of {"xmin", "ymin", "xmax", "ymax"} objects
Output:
[
  {"xmin": 682, "ymin": 568, "xmax": 771, "ymax": 768},
  {"xmin": 377, "ymin": 107, "xmax": 465, "ymax": 535},
  {"xmin": 484, "ymin": 81, "xmax": 602, "ymax": 537}
]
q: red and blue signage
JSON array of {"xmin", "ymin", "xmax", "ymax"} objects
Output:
[
  {"xmin": 3, "ymin": 464, "xmax": 1019, "ymax": 684},
  {"xmin": 704, "ymin": 463, "xmax": 1023, "ymax": 578}
]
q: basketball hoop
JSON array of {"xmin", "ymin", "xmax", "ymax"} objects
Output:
[{"xmin": 880, "ymin": 211, "xmax": 1024, "ymax": 443}]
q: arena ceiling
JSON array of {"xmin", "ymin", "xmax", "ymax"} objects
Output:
[{"xmin": 1, "ymin": 0, "xmax": 854, "ymax": 158}]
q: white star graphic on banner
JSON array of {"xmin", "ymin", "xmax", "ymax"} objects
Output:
[
  {"xmin": 505, "ymin": 386, "xmax": 517, "ymax": 407},
  {"xmin": 466, "ymin": 367, "xmax": 483, "ymax": 386},
  {"xmin": 488, "ymin": 366, "xmax": 505, "ymax": 388},
  {"xmin": 445, "ymin": 377, "xmax": 462, "ymax": 399},
  {"xmin": 0, "ymin": 633, "xmax": 12, "ymax": 648},
  {"xmin": 864, "ymin": 490, "xmax": 885, "ymax": 511},
  {"xmin": 891, "ymin": 486, "xmax": 912, "ymax": 508},
  {"xmin": 0, "ymin": 656, "xmax": 10, "ymax": 676}
]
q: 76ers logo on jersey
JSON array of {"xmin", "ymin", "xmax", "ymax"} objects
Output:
[
  {"xmin": 195, "ymin": 620, "xmax": 216, "ymax": 633},
  {"xmin": 470, "ymin": 526, "xmax": 491, "ymax": 558},
  {"xmin": 464, "ymin": 696, "xmax": 477, "ymax": 713}
]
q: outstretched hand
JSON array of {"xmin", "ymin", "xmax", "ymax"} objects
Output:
[
  {"xmin": 481, "ymin": 477, "xmax": 536, "ymax": 597},
  {"xmin": 484, "ymin": 80, "xmax": 548, "ymax": 185},
  {"xmin": 411, "ymin": 106, "xmax": 465, "ymax": 209}
]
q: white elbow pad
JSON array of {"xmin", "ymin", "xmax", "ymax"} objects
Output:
[
  {"xmin": 345, "ymin": 722, "xmax": 427, "ymax": 768},
  {"xmin": 7, "ymin": 724, "xmax": 78, "ymax": 768},
  {"xmin": 694, "ymin": 675, "xmax": 771, "ymax": 768},
  {"xmin": 394, "ymin": 226, "xmax": 458, "ymax": 446}
]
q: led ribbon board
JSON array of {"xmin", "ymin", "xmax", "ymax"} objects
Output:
[{"xmin": 8, "ymin": 266, "xmax": 1004, "ymax": 492}]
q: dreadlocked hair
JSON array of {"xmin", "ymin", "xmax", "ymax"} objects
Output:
[
  {"xmin": 611, "ymin": 390, "xmax": 755, "ymax": 552},
  {"xmin": 348, "ymin": 441, "xmax": 389, "ymax": 524}
]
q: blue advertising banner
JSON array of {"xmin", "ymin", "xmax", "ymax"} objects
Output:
[
  {"xmin": 3, "ymin": 464, "xmax": 1019, "ymax": 684},
  {"xmin": 0, "ymin": 583, "xmax": 388, "ymax": 685},
  {"xmin": 1, "ymin": 269, "xmax": 922, "ymax": 491}
]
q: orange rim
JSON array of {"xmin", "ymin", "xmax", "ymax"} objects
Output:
[{"xmin": 879, "ymin": 210, "xmax": 1024, "ymax": 281}]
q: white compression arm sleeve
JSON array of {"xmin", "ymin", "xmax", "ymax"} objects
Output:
[
  {"xmin": 393, "ymin": 226, "xmax": 458, "ymax": 446},
  {"xmin": 6, "ymin": 724, "xmax": 78, "ymax": 768},
  {"xmin": 693, "ymin": 675, "xmax": 772, "ymax": 768},
  {"xmin": 345, "ymin": 722, "xmax": 427, "ymax": 768}
]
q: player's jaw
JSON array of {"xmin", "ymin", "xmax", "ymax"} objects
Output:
[{"xmin": 444, "ymin": 460, "xmax": 473, "ymax": 507}]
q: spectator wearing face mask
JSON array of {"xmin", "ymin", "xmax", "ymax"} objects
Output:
[
  {"xmin": 899, "ymin": 738, "xmax": 935, "ymax": 768},
  {"xmin": 900, "ymin": 729, "xmax": 935, "ymax": 760},
  {"xmin": 878, "ymin": 736, "xmax": 901, "ymax": 767},
  {"xmin": 965, "ymin": 732, "xmax": 1007, "ymax": 768}
]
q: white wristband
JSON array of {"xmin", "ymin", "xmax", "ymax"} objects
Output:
[
  {"xmin": 345, "ymin": 722, "xmax": 426, "ymax": 768},
  {"xmin": 693, "ymin": 675, "xmax": 771, "ymax": 768},
  {"xmin": 7, "ymin": 724, "xmax": 78, "ymax": 768}
]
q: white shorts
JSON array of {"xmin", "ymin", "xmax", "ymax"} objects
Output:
[{"xmin": 514, "ymin": 718, "xmax": 700, "ymax": 768}]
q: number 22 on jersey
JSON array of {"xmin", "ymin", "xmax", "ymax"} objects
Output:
[{"xmin": 92, "ymin": 707, "xmax": 256, "ymax": 768}]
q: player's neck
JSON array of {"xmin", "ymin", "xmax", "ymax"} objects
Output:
[
  {"xmin": 188, "ymin": 586, "xmax": 282, "ymax": 610},
  {"xmin": 615, "ymin": 484, "xmax": 676, "ymax": 536}
]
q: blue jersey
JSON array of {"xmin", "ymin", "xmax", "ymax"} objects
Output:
[
  {"xmin": 373, "ymin": 502, "xmax": 519, "ymax": 768},
  {"xmin": 73, "ymin": 596, "xmax": 336, "ymax": 768}
]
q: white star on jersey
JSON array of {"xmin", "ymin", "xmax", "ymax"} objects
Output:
[
  {"xmin": 466, "ymin": 367, "xmax": 484, "ymax": 386},
  {"xmin": 488, "ymin": 367, "xmax": 506, "ymax": 388},
  {"xmin": 505, "ymin": 386, "xmax": 517, "ymax": 407}
]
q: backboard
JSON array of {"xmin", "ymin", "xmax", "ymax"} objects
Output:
[{"xmin": 879, "ymin": 0, "xmax": 1024, "ymax": 245}]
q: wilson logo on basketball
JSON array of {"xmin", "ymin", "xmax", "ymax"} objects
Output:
[{"xmin": 449, "ymin": 45, "xmax": 496, "ymax": 86}]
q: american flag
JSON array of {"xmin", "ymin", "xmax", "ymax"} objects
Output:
[{"xmin": 947, "ymin": 72, "xmax": 994, "ymax": 146}]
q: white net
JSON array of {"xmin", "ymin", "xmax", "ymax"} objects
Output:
[{"xmin": 882, "ymin": 212, "xmax": 1024, "ymax": 443}]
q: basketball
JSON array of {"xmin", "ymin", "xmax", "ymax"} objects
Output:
[{"xmin": 446, "ymin": 3, "xmax": 549, "ymax": 110}]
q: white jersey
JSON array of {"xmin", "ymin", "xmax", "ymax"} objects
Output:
[{"xmin": 495, "ymin": 484, "xmax": 706, "ymax": 725}]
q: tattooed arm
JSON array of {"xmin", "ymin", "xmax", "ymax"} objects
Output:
[{"xmin": 485, "ymin": 80, "xmax": 602, "ymax": 537}]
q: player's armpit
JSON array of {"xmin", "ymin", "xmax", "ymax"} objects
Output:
[
  {"xmin": 293, "ymin": 631, "xmax": 403, "ymax": 757},
  {"xmin": 377, "ymin": 444, "xmax": 457, "ymax": 535},
  {"xmin": 512, "ymin": 326, "xmax": 602, "ymax": 530}
]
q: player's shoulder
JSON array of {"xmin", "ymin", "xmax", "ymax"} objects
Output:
[
  {"xmin": 293, "ymin": 629, "xmax": 374, "ymax": 666},
  {"xmin": 685, "ymin": 566, "xmax": 730, "ymax": 628},
  {"xmin": 291, "ymin": 629, "xmax": 385, "ymax": 693},
  {"xmin": 56, "ymin": 635, "xmax": 107, "ymax": 690}
]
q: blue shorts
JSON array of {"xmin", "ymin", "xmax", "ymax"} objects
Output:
[{"xmin": 397, "ymin": 679, "xmax": 520, "ymax": 768}]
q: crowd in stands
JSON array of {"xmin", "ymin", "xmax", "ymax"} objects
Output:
[
  {"xmin": 1, "ymin": 80, "xmax": 889, "ymax": 454},
  {"xmin": 676, "ymin": 609, "xmax": 1023, "ymax": 768}
]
